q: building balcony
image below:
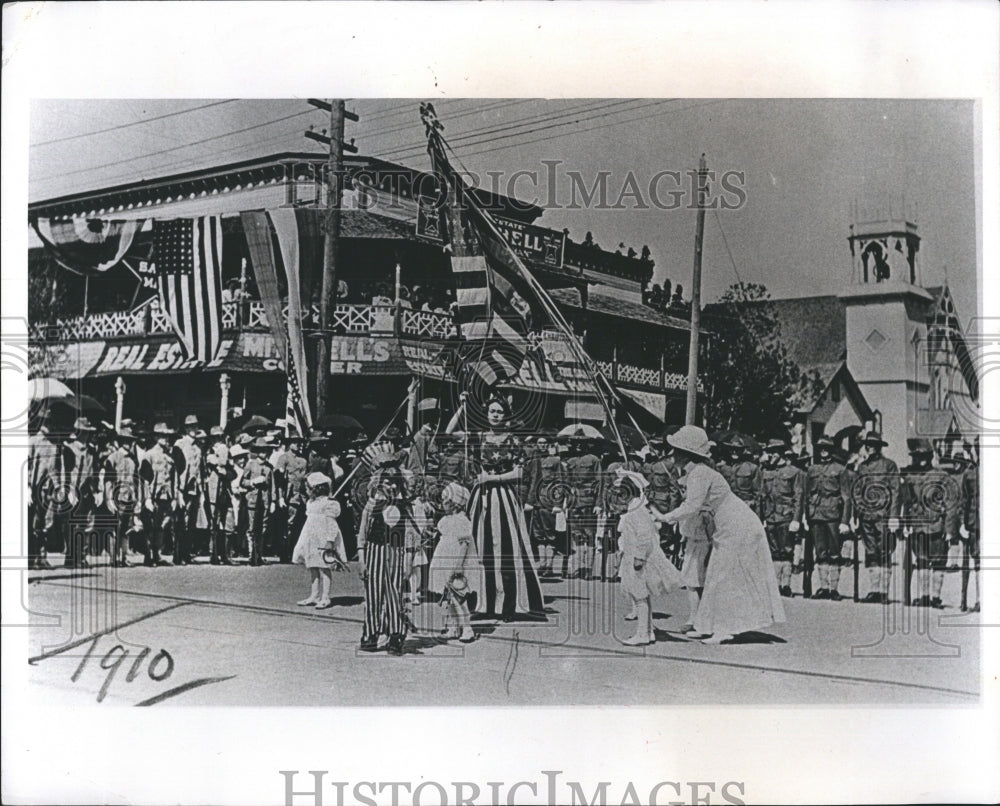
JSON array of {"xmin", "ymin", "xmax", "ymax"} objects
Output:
[{"xmin": 29, "ymin": 300, "xmax": 700, "ymax": 394}]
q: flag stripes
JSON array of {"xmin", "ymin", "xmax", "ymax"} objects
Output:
[{"xmin": 153, "ymin": 217, "xmax": 223, "ymax": 363}]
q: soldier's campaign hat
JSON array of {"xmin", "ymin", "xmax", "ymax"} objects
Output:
[
  {"xmin": 251, "ymin": 436, "xmax": 272, "ymax": 450},
  {"xmin": 861, "ymin": 430, "xmax": 888, "ymax": 446},
  {"xmin": 192, "ymin": 428, "xmax": 208, "ymax": 440},
  {"xmin": 183, "ymin": 414, "xmax": 200, "ymax": 427},
  {"xmin": 72, "ymin": 417, "xmax": 97, "ymax": 433},
  {"xmin": 209, "ymin": 425, "xmax": 224, "ymax": 437},
  {"xmin": 907, "ymin": 437, "xmax": 934, "ymax": 455},
  {"xmin": 765, "ymin": 438, "xmax": 786, "ymax": 451},
  {"xmin": 152, "ymin": 422, "xmax": 176, "ymax": 436},
  {"xmin": 117, "ymin": 425, "xmax": 137, "ymax": 440},
  {"xmin": 815, "ymin": 436, "xmax": 836, "ymax": 450},
  {"xmin": 236, "ymin": 432, "xmax": 255, "ymax": 446},
  {"xmin": 666, "ymin": 425, "xmax": 714, "ymax": 460},
  {"xmin": 230, "ymin": 445, "xmax": 250, "ymax": 459}
]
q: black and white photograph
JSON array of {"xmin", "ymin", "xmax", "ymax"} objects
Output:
[{"xmin": 3, "ymin": 2, "xmax": 998, "ymax": 805}]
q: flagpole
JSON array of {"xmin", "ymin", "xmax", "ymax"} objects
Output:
[
  {"xmin": 331, "ymin": 394, "xmax": 410, "ymax": 498},
  {"xmin": 429, "ymin": 121, "xmax": 630, "ymax": 461},
  {"xmin": 685, "ymin": 153, "xmax": 707, "ymax": 425}
]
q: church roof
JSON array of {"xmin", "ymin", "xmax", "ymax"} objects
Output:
[{"xmin": 766, "ymin": 295, "xmax": 847, "ymax": 369}]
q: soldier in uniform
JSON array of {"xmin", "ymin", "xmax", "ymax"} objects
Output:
[
  {"xmin": 64, "ymin": 417, "xmax": 100, "ymax": 568},
  {"xmin": 173, "ymin": 415, "xmax": 204, "ymax": 565},
  {"xmin": 901, "ymin": 438, "xmax": 960, "ymax": 608},
  {"xmin": 760, "ymin": 439, "xmax": 804, "ymax": 597},
  {"xmin": 644, "ymin": 439, "xmax": 683, "ymax": 565},
  {"xmin": 716, "ymin": 439, "xmax": 738, "ymax": 488},
  {"xmin": 802, "ymin": 436, "xmax": 852, "ymax": 600},
  {"xmin": 103, "ymin": 425, "xmax": 142, "ymax": 567},
  {"xmin": 274, "ymin": 436, "xmax": 309, "ymax": 563},
  {"xmin": 241, "ymin": 436, "xmax": 275, "ymax": 566},
  {"xmin": 851, "ymin": 430, "xmax": 901, "ymax": 603},
  {"xmin": 958, "ymin": 451, "xmax": 979, "ymax": 612},
  {"xmin": 28, "ymin": 413, "xmax": 67, "ymax": 570},
  {"xmin": 204, "ymin": 451, "xmax": 237, "ymax": 565},
  {"xmin": 729, "ymin": 442, "xmax": 763, "ymax": 516},
  {"xmin": 229, "ymin": 444, "xmax": 251, "ymax": 558},
  {"xmin": 565, "ymin": 434, "xmax": 602, "ymax": 579},
  {"xmin": 527, "ymin": 434, "xmax": 566, "ymax": 578},
  {"xmin": 140, "ymin": 422, "xmax": 183, "ymax": 567}
]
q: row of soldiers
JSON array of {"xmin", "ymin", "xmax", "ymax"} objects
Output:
[
  {"xmin": 715, "ymin": 430, "xmax": 980, "ymax": 611},
  {"xmin": 27, "ymin": 414, "xmax": 348, "ymax": 570},
  {"xmin": 27, "ymin": 412, "xmax": 981, "ymax": 612}
]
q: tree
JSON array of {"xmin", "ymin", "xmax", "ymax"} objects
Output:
[{"xmin": 701, "ymin": 282, "xmax": 823, "ymax": 438}]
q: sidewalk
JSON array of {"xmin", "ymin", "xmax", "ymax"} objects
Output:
[{"xmin": 25, "ymin": 555, "xmax": 981, "ymax": 707}]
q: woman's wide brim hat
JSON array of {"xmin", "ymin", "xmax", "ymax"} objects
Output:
[
  {"xmin": 441, "ymin": 481, "xmax": 471, "ymax": 509},
  {"xmin": 666, "ymin": 425, "xmax": 714, "ymax": 460}
]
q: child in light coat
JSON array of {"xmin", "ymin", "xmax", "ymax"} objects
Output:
[
  {"xmin": 427, "ymin": 483, "xmax": 483, "ymax": 642},
  {"xmin": 292, "ymin": 472, "xmax": 348, "ymax": 610},
  {"xmin": 615, "ymin": 469, "xmax": 682, "ymax": 646}
]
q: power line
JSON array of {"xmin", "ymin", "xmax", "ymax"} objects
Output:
[
  {"xmin": 31, "ymin": 108, "xmax": 316, "ymax": 183},
  {"xmin": 31, "ymin": 99, "xmax": 241, "ymax": 147},
  {"xmin": 404, "ymin": 99, "xmax": 729, "ymax": 164},
  {"xmin": 378, "ymin": 99, "xmax": 662, "ymax": 162}
]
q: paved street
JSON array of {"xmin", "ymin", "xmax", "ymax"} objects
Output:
[{"xmin": 24, "ymin": 553, "xmax": 981, "ymax": 708}]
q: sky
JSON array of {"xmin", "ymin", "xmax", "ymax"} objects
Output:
[{"xmin": 27, "ymin": 98, "xmax": 978, "ymax": 320}]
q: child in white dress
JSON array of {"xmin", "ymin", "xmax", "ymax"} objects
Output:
[
  {"xmin": 427, "ymin": 483, "xmax": 483, "ymax": 642},
  {"xmin": 614, "ymin": 469, "xmax": 682, "ymax": 646},
  {"xmin": 292, "ymin": 473, "xmax": 348, "ymax": 610}
]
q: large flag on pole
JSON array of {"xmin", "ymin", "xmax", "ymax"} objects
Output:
[
  {"xmin": 419, "ymin": 102, "xmax": 629, "ymax": 458},
  {"xmin": 152, "ymin": 216, "xmax": 223, "ymax": 363}
]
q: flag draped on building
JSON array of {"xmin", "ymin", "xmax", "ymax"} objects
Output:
[
  {"xmin": 152, "ymin": 216, "xmax": 223, "ymax": 363},
  {"xmin": 32, "ymin": 217, "xmax": 145, "ymax": 275},
  {"xmin": 240, "ymin": 210, "xmax": 313, "ymax": 438}
]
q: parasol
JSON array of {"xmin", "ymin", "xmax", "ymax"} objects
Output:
[
  {"xmin": 28, "ymin": 377, "xmax": 74, "ymax": 401},
  {"xmin": 557, "ymin": 423, "xmax": 603, "ymax": 439}
]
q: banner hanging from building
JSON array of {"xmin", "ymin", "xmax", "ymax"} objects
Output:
[{"xmin": 416, "ymin": 199, "xmax": 566, "ymax": 269}]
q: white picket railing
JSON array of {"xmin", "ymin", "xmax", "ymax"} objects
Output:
[{"xmin": 30, "ymin": 301, "xmax": 701, "ymax": 392}]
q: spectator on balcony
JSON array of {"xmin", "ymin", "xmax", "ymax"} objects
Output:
[
  {"xmin": 398, "ymin": 286, "xmax": 413, "ymax": 310},
  {"xmin": 222, "ymin": 279, "xmax": 240, "ymax": 304},
  {"xmin": 372, "ymin": 283, "xmax": 392, "ymax": 307},
  {"xmin": 627, "ymin": 247, "xmax": 637, "ymax": 259}
]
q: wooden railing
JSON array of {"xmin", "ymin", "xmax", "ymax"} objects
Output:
[{"xmin": 29, "ymin": 301, "xmax": 697, "ymax": 392}]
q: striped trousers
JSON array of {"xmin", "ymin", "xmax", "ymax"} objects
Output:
[{"xmin": 362, "ymin": 543, "xmax": 407, "ymax": 641}]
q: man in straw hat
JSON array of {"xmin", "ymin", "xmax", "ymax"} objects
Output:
[
  {"xmin": 140, "ymin": 422, "xmax": 182, "ymax": 567},
  {"xmin": 803, "ymin": 436, "xmax": 852, "ymax": 601},
  {"xmin": 173, "ymin": 415, "xmax": 204, "ymax": 566},
  {"xmin": 851, "ymin": 430, "xmax": 901, "ymax": 603}
]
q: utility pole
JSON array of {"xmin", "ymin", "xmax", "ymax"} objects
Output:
[
  {"xmin": 685, "ymin": 153, "xmax": 708, "ymax": 425},
  {"xmin": 306, "ymin": 99, "xmax": 358, "ymax": 417}
]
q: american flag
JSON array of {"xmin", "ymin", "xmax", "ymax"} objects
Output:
[
  {"xmin": 425, "ymin": 118, "xmax": 535, "ymax": 391},
  {"xmin": 153, "ymin": 217, "xmax": 223, "ymax": 363},
  {"xmin": 284, "ymin": 370, "xmax": 310, "ymax": 438}
]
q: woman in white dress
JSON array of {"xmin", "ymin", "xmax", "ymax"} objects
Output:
[{"xmin": 650, "ymin": 426, "xmax": 785, "ymax": 644}]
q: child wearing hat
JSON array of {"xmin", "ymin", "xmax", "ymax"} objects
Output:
[
  {"xmin": 427, "ymin": 482, "xmax": 483, "ymax": 642},
  {"xmin": 613, "ymin": 469, "xmax": 682, "ymax": 645},
  {"xmin": 292, "ymin": 473, "xmax": 348, "ymax": 609}
]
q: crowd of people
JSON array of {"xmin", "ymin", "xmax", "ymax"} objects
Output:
[{"xmin": 27, "ymin": 394, "xmax": 980, "ymax": 653}]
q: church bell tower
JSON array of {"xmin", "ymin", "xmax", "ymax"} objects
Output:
[{"xmin": 839, "ymin": 200, "xmax": 932, "ymax": 466}]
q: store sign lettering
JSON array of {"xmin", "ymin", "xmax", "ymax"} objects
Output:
[{"xmin": 96, "ymin": 339, "xmax": 235, "ymax": 374}]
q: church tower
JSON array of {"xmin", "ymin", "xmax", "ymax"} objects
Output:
[{"xmin": 839, "ymin": 200, "xmax": 932, "ymax": 466}]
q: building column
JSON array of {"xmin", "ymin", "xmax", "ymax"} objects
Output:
[
  {"xmin": 114, "ymin": 376, "xmax": 127, "ymax": 431},
  {"xmin": 219, "ymin": 373, "xmax": 231, "ymax": 429}
]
